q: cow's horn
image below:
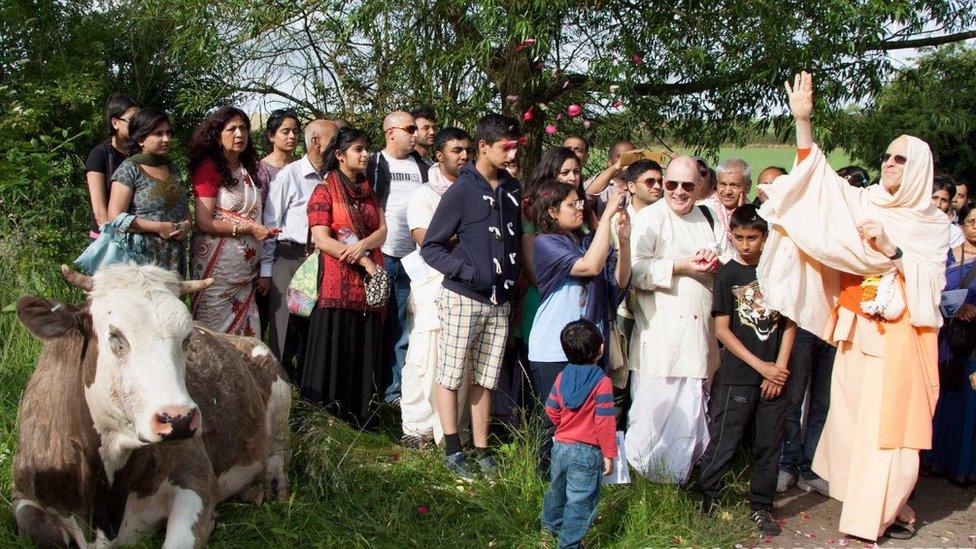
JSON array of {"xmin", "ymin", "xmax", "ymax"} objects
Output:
[
  {"xmin": 179, "ymin": 278, "xmax": 215, "ymax": 295},
  {"xmin": 60, "ymin": 264, "xmax": 93, "ymax": 292}
]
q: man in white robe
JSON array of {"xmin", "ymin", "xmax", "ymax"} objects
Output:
[{"xmin": 625, "ymin": 156, "xmax": 731, "ymax": 482}]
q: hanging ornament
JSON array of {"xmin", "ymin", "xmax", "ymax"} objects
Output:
[
  {"xmin": 523, "ymin": 108, "xmax": 534, "ymax": 122},
  {"xmin": 567, "ymin": 104, "xmax": 582, "ymax": 117},
  {"xmin": 515, "ymin": 38, "xmax": 537, "ymax": 52},
  {"xmin": 545, "ymin": 124, "xmax": 558, "ymax": 135}
]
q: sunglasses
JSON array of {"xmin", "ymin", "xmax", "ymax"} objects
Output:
[
  {"xmin": 389, "ymin": 125, "xmax": 418, "ymax": 134},
  {"xmin": 639, "ymin": 177, "xmax": 663, "ymax": 188},
  {"xmin": 501, "ymin": 136, "xmax": 529, "ymax": 151},
  {"xmin": 664, "ymin": 180, "xmax": 697, "ymax": 193},
  {"xmin": 880, "ymin": 153, "xmax": 907, "ymax": 165}
]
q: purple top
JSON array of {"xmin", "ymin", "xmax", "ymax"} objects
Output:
[{"xmin": 255, "ymin": 159, "xmax": 286, "ymax": 204}]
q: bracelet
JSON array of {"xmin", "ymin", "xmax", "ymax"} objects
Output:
[{"xmin": 232, "ymin": 223, "xmax": 240, "ymax": 237}]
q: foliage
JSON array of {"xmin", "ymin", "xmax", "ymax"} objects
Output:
[
  {"xmin": 163, "ymin": 0, "xmax": 975, "ymax": 169},
  {"xmin": 831, "ymin": 45, "xmax": 976, "ymax": 181}
]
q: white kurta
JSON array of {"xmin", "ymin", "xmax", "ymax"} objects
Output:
[{"xmin": 624, "ymin": 200, "xmax": 730, "ymax": 482}]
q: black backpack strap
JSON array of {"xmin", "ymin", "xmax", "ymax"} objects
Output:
[{"xmin": 698, "ymin": 205, "xmax": 715, "ymax": 230}]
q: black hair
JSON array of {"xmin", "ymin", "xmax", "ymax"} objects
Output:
[
  {"xmin": 564, "ymin": 135, "xmax": 590, "ymax": 154},
  {"xmin": 262, "ymin": 109, "xmax": 301, "ymax": 151},
  {"xmin": 837, "ymin": 165, "xmax": 870, "ymax": 188},
  {"xmin": 708, "ymin": 167, "xmax": 717, "ymax": 190},
  {"xmin": 624, "ymin": 159, "xmax": 662, "ymax": 182},
  {"xmin": 433, "ymin": 127, "xmax": 471, "ymax": 153},
  {"xmin": 473, "ymin": 113, "xmax": 521, "ymax": 146},
  {"xmin": 530, "ymin": 147, "xmax": 580, "ymax": 192},
  {"xmin": 106, "ymin": 94, "xmax": 139, "ymax": 138},
  {"xmin": 125, "ymin": 107, "xmax": 170, "ymax": 156},
  {"xmin": 957, "ymin": 202, "xmax": 975, "ymax": 227},
  {"xmin": 934, "ymin": 173, "xmax": 958, "ymax": 201},
  {"xmin": 410, "ymin": 106, "xmax": 437, "ymax": 123},
  {"xmin": 560, "ymin": 319, "xmax": 603, "ymax": 364},
  {"xmin": 530, "ymin": 179, "xmax": 580, "ymax": 236},
  {"xmin": 188, "ymin": 106, "xmax": 260, "ymax": 188},
  {"xmin": 729, "ymin": 203, "xmax": 768, "ymax": 233},
  {"xmin": 324, "ymin": 127, "xmax": 370, "ymax": 173}
]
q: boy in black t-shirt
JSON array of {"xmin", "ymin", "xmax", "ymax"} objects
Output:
[{"xmin": 696, "ymin": 204, "xmax": 796, "ymax": 537}]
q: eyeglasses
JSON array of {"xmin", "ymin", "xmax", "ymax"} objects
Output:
[
  {"xmin": 664, "ymin": 180, "xmax": 697, "ymax": 193},
  {"xmin": 639, "ymin": 177, "xmax": 663, "ymax": 188},
  {"xmin": 389, "ymin": 125, "xmax": 418, "ymax": 135},
  {"xmin": 964, "ymin": 219, "xmax": 976, "ymax": 228},
  {"xmin": 116, "ymin": 116, "xmax": 132, "ymax": 123},
  {"xmin": 880, "ymin": 153, "xmax": 907, "ymax": 165},
  {"xmin": 567, "ymin": 199, "xmax": 585, "ymax": 210},
  {"xmin": 501, "ymin": 136, "xmax": 529, "ymax": 151}
]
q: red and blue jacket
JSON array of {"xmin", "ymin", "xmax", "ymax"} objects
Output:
[{"xmin": 546, "ymin": 364, "xmax": 618, "ymax": 459}]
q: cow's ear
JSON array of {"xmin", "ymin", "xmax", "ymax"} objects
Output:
[{"xmin": 16, "ymin": 296, "xmax": 90, "ymax": 340}]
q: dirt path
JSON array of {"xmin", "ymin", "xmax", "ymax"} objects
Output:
[{"xmin": 766, "ymin": 476, "xmax": 976, "ymax": 548}]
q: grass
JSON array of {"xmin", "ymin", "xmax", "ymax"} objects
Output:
[
  {"xmin": 675, "ymin": 145, "xmax": 855, "ymax": 175},
  {"xmin": 0, "ymin": 235, "xmax": 758, "ymax": 548}
]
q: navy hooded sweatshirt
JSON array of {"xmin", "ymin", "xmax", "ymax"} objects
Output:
[{"xmin": 421, "ymin": 163, "xmax": 522, "ymax": 305}]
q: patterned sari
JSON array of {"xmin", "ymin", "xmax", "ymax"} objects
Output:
[{"xmin": 191, "ymin": 167, "xmax": 263, "ymax": 336}]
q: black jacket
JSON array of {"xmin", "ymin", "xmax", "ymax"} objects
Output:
[
  {"xmin": 421, "ymin": 163, "xmax": 523, "ymax": 305},
  {"xmin": 366, "ymin": 150, "xmax": 431, "ymax": 206}
]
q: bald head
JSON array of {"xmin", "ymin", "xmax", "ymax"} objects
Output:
[
  {"xmin": 305, "ymin": 119, "xmax": 337, "ymax": 157},
  {"xmin": 609, "ymin": 140, "xmax": 638, "ymax": 162},
  {"xmin": 663, "ymin": 156, "xmax": 700, "ymax": 215},
  {"xmin": 383, "ymin": 110, "xmax": 417, "ymax": 158}
]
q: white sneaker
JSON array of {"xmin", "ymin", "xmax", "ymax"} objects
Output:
[
  {"xmin": 797, "ymin": 475, "xmax": 829, "ymax": 496},
  {"xmin": 776, "ymin": 470, "xmax": 796, "ymax": 493}
]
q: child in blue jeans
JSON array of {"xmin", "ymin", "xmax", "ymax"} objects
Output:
[{"xmin": 541, "ymin": 319, "xmax": 617, "ymax": 548}]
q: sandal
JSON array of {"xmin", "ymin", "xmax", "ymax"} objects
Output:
[{"xmin": 884, "ymin": 520, "xmax": 917, "ymax": 540}]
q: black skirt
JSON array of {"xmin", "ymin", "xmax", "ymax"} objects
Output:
[{"xmin": 301, "ymin": 306, "xmax": 383, "ymax": 427}]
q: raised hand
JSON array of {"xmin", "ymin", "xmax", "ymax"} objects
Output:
[{"xmin": 785, "ymin": 71, "xmax": 813, "ymax": 121}]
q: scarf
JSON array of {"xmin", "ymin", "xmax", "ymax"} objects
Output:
[
  {"xmin": 757, "ymin": 139, "xmax": 948, "ymax": 330},
  {"xmin": 427, "ymin": 163, "xmax": 455, "ymax": 195},
  {"xmin": 332, "ymin": 169, "xmax": 374, "ymax": 239},
  {"xmin": 129, "ymin": 153, "xmax": 172, "ymax": 166}
]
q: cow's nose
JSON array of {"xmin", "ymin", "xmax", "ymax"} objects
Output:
[{"xmin": 152, "ymin": 406, "xmax": 200, "ymax": 441}]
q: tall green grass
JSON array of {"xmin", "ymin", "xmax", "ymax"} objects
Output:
[{"xmin": 0, "ymin": 235, "xmax": 756, "ymax": 547}]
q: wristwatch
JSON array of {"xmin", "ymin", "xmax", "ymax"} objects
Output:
[{"xmin": 886, "ymin": 247, "xmax": 903, "ymax": 261}]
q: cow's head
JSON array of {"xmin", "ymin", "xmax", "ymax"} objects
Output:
[{"xmin": 17, "ymin": 264, "xmax": 214, "ymax": 449}]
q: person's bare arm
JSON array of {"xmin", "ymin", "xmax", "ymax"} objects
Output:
[
  {"xmin": 194, "ymin": 196, "xmax": 278, "ymax": 240},
  {"xmin": 87, "ymin": 172, "xmax": 110, "ymax": 227},
  {"xmin": 786, "ymin": 71, "xmax": 814, "ymax": 150},
  {"xmin": 715, "ymin": 314, "xmax": 788, "ymax": 384},
  {"xmin": 108, "ymin": 182, "xmax": 187, "ymax": 239}
]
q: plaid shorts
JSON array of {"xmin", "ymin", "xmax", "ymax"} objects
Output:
[{"xmin": 436, "ymin": 287, "xmax": 510, "ymax": 391}]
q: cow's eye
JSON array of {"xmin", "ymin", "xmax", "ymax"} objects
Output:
[{"xmin": 108, "ymin": 327, "xmax": 129, "ymax": 356}]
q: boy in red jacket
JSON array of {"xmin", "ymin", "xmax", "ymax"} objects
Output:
[{"xmin": 542, "ymin": 319, "xmax": 617, "ymax": 548}]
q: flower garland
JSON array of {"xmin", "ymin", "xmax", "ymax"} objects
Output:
[{"xmin": 859, "ymin": 269, "xmax": 904, "ymax": 321}]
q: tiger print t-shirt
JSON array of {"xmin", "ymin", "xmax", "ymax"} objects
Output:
[{"xmin": 711, "ymin": 259, "xmax": 787, "ymax": 386}]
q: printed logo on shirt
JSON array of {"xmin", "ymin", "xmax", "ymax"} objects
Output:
[
  {"xmin": 390, "ymin": 172, "xmax": 421, "ymax": 183},
  {"xmin": 732, "ymin": 281, "xmax": 780, "ymax": 341}
]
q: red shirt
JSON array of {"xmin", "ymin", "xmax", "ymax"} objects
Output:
[
  {"xmin": 546, "ymin": 374, "xmax": 618, "ymax": 459},
  {"xmin": 306, "ymin": 172, "xmax": 383, "ymax": 311}
]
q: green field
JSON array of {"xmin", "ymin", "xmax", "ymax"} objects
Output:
[{"xmin": 676, "ymin": 145, "xmax": 855, "ymax": 174}]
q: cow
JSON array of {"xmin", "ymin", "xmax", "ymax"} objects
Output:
[{"xmin": 12, "ymin": 263, "xmax": 291, "ymax": 548}]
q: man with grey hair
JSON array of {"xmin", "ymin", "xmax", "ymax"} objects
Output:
[
  {"xmin": 702, "ymin": 158, "xmax": 752, "ymax": 245},
  {"xmin": 259, "ymin": 119, "xmax": 337, "ymax": 381}
]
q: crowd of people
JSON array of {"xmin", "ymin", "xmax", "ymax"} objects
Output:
[{"xmin": 79, "ymin": 71, "xmax": 976, "ymax": 547}]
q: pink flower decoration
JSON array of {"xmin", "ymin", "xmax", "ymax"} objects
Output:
[
  {"xmin": 417, "ymin": 505, "xmax": 429, "ymax": 515},
  {"xmin": 515, "ymin": 38, "xmax": 536, "ymax": 52},
  {"xmin": 545, "ymin": 124, "xmax": 558, "ymax": 135},
  {"xmin": 506, "ymin": 95, "xmax": 519, "ymax": 102},
  {"xmin": 567, "ymin": 104, "xmax": 582, "ymax": 117},
  {"xmin": 523, "ymin": 108, "xmax": 534, "ymax": 122},
  {"xmin": 612, "ymin": 100, "xmax": 623, "ymax": 109},
  {"xmin": 632, "ymin": 53, "xmax": 644, "ymax": 65}
]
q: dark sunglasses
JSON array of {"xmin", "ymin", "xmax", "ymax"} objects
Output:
[
  {"xmin": 639, "ymin": 177, "xmax": 664, "ymax": 188},
  {"xmin": 664, "ymin": 180, "xmax": 696, "ymax": 192},
  {"xmin": 880, "ymin": 153, "xmax": 907, "ymax": 165},
  {"xmin": 390, "ymin": 125, "xmax": 418, "ymax": 134}
]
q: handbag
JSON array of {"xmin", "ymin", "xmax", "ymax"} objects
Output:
[
  {"xmin": 74, "ymin": 213, "xmax": 135, "ymax": 274},
  {"xmin": 286, "ymin": 250, "xmax": 320, "ymax": 317},
  {"xmin": 364, "ymin": 267, "xmax": 391, "ymax": 309}
]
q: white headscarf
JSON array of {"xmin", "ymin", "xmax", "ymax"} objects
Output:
[{"xmin": 756, "ymin": 137, "xmax": 948, "ymax": 330}]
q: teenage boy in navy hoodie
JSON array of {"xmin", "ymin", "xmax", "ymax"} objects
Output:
[
  {"xmin": 542, "ymin": 319, "xmax": 617, "ymax": 549},
  {"xmin": 421, "ymin": 113, "xmax": 523, "ymax": 478}
]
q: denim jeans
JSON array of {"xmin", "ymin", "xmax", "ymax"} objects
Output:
[
  {"xmin": 541, "ymin": 441, "xmax": 603, "ymax": 549},
  {"xmin": 530, "ymin": 360, "xmax": 568, "ymax": 474},
  {"xmin": 780, "ymin": 327, "xmax": 835, "ymax": 478},
  {"xmin": 383, "ymin": 255, "xmax": 411, "ymax": 403}
]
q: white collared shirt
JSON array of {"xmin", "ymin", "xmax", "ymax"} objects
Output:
[{"xmin": 260, "ymin": 155, "xmax": 322, "ymax": 276}]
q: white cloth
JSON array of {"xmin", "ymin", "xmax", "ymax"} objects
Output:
[
  {"xmin": 949, "ymin": 220, "xmax": 965, "ymax": 248},
  {"xmin": 699, "ymin": 195, "xmax": 733, "ymax": 247},
  {"xmin": 610, "ymin": 204, "xmax": 640, "ymax": 320},
  {"xmin": 259, "ymin": 155, "xmax": 321, "ymax": 276},
  {"xmin": 627, "ymin": 199, "xmax": 730, "ymax": 377},
  {"xmin": 757, "ymin": 141, "xmax": 948, "ymax": 331},
  {"xmin": 381, "ymin": 151, "xmax": 424, "ymax": 258},
  {"xmin": 625, "ymin": 375, "xmax": 709, "ymax": 483}
]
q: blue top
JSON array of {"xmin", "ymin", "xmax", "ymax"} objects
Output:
[{"xmin": 421, "ymin": 163, "xmax": 522, "ymax": 305}]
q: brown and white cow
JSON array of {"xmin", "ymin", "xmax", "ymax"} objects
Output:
[{"xmin": 12, "ymin": 263, "xmax": 291, "ymax": 548}]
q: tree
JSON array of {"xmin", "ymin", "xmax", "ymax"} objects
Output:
[
  {"xmin": 832, "ymin": 45, "xmax": 976, "ymax": 182},
  {"xmin": 165, "ymin": 0, "xmax": 976, "ymax": 171}
]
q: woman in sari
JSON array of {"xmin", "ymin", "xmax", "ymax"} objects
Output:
[
  {"xmin": 106, "ymin": 107, "xmax": 190, "ymax": 273},
  {"xmin": 302, "ymin": 127, "xmax": 387, "ymax": 427},
  {"xmin": 757, "ymin": 72, "xmax": 947, "ymax": 541},
  {"xmin": 189, "ymin": 106, "xmax": 278, "ymax": 337},
  {"xmin": 922, "ymin": 202, "xmax": 976, "ymax": 484}
]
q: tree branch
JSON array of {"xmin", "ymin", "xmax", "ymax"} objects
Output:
[{"xmin": 871, "ymin": 29, "xmax": 976, "ymax": 51}]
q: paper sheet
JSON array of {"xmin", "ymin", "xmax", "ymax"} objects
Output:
[{"xmin": 941, "ymin": 288, "xmax": 969, "ymax": 318}]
